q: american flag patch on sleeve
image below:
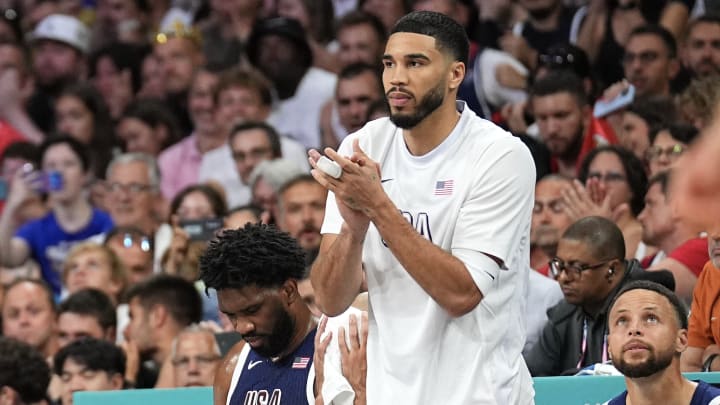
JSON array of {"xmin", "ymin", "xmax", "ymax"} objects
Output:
[{"xmin": 292, "ymin": 356, "xmax": 310, "ymax": 369}]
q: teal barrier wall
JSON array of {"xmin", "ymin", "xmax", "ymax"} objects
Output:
[
  {"xmin": 74, "ymin": 373, "xmax": 720, "ymax": 405},
  {"xmin": 534, "ymin": 372, "xmax": 720, "ymax": 405},
  {"xmin": 75, "ymin": 386, "xmax": 213, "ymax": 405}
]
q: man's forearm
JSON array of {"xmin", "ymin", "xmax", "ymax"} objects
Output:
[
  {"xmin": 369, "ymin": 199, "xmax": 482, "ymax": 317},
  {"xmin": 353, "ymin": 391, "xmax": 366, "ymax": 405},
  {"xmin": 311, "ymin": 230, "xmax": 364, "ymax": 316}
]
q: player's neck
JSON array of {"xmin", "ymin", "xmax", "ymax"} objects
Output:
[
  {"xmin": 402, "ymin": 100, "xmax": 461, "ymax": 156},
  {"xmin": 625, "ymin": 365, "xmax": 696, "ymax": 405},
  {"xmin": 275, "ymin": 306, "xmax": 315, "ymax": 361}
]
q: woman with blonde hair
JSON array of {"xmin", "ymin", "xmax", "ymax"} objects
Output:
[{"xmin": 62, "ymin": 242, "xmax": 128, "ymax": 304}]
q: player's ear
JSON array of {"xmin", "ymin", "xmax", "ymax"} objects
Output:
[
  {"xmin": 280, "ymin": 279, "xmax": 299, "ymax": 305},
  {"xmin": 447, "ymin": 60, "xmax": 465, "ymax": 91},
  {"xmin": 676, "ymin": 328, "xmax": 689, "ymax": 353}
]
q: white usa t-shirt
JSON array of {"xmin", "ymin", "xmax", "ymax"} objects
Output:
[{"xmin": 321, "ymin": 101, "xmax": 536, "ymax": 404}]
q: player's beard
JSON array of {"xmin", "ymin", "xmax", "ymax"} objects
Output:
[
  {"xmin": 389, "ymin": 79, "xmax": 445, "ymax": 129},
  {"xmin": 614, "ymin": 346, "xmax": 675, "ymax": 378},
  {"xmin": 252, "ymin": 304, "xmax": 296, "ymax": 358}
]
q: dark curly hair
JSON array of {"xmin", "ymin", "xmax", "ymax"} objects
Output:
[
  {"xmin": 0, "ymin": 337, "xmax": 51, "ymax": 403},
  {"xmin": 53, "ymin": 338, "xmax": 125, "ymax": 377},
  {"xmin": 199, "ymin": 223, "xmax": 306, "ymax": 293},
  {"xmin": 578, "ymin": 145, "xmax": 648, "ymax": 216}
]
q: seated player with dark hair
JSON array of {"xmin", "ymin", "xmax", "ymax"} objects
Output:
[
  {"xmin": 525, "ymin": 216, "xmax": 674, "ymax": 376},
  {"xmin": 200, "ymin": 223, "xmax": 356, "ymax": 405},
  {"xmin": 604, "ymin": 280, "xmax": 720, "ymax": 404}
]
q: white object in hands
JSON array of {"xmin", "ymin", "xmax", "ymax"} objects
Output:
[
  {"xmin": 593, "ymin": 84, "xmax": 635, "ymax": 118},
  {"xmin": 317, "ymin": 156, "xmax": 342, "ymax": 179}
]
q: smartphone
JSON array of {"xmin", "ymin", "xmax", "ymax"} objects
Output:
[
  {"xmin": 23, "ymin": 168, "xmax": 63, "ymax": 194},
  {"xmin": 0, "ymin": 178, "xmax": 7, "ymax": 200},
  {"xmin": 593, "ymin": 85, "xmax": 635, "ymax": 118},
  {"xmin": 180, "ymin": 218, "xmax": 224, "ymax": 241},
  {"xmin": 41, "ymin": 171, "xmax": 63, "ymax": 192}
]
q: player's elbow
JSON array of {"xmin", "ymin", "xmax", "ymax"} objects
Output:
[
  {"xmin": 445, "ymin": 289, "xmax": 483, "ymax": 318},
  {"xmin": 314, "ymin": 295, "xmax": 350, "ymax": 317}
]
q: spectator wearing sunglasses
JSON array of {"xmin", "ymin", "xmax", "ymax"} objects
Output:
[
  {"xmin": 104, "ymin": 153, "xmax": 171, "ymax": 274},
  {"xmin": 104, "ymin": 226, "xmax": 154, "ymax": 286},
  {"xmin": 524, "ymin": 216, "xmax": 665, "ymax": 376}
]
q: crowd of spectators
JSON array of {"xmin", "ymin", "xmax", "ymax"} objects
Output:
[{"xmin": 1, "ymin": 0, "xmax": 720, "ymax": 403}]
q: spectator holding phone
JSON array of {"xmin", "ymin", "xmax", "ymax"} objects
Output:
[
  {"xmin": 0, "ymin": 141, "xmax": 47, "ymax": 225},
  {"xmin": 162, "ymin": 184, "xmax": 227, "ymax": 281},
  {"xmin": 0, "ymin": 136, "xmax": 114, "ymax": 298}
]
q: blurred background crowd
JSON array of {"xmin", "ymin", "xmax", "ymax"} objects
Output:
[{"xmin": 0, "ymin": 0, "xmax": 719, "ymax": 403}]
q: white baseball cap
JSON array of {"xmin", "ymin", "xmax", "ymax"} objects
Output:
[{"xmin": 31, "ymin": 14, "xmax": 90, "ymax": 54}]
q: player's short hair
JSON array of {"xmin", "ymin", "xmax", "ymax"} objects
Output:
[
  {"xmin": 58, "ymin": 288, "xmax": 117, "ymax": 332},
  {"xmin": 124, "ymin": 275, "xmax": 202, "ymax": 327},
  {"xmin": 53, "ymin": 338, "xmax": 126, "ymax": 377},
  {"xmin": 608, "ymin": 280, "xmax": 688, "ymax": 330},
  {"xmin": 199, "ymin": 223, "xmax": 306, "ymax": 292},
  {"xmin": 562, "ymin": 216, "xmax": 626, "ymax": 262},
  {"xmin": 390, "ymin": 10, "xmax": 469, "ymax": 66},
  {"xmin": 0, "ymin": 337, "xmax": 51, "ymax": 403}
]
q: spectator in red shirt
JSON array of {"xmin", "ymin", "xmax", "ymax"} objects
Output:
[{"xmin": 638, "ymin": 170, "xmax": 707, "ymax": 303}]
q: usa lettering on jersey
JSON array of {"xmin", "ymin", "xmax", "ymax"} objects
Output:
[
  {"xmin": 383, "ymin": 211, "xmax": 433, "ymax": 247},
  {"xmin": 244, "ymin": 389, "xmax": 282, "ymax": 405}
]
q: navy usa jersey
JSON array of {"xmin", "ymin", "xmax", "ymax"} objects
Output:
[
  {"xmin": 228, "ymin": 329, "xmax": 316, "ymax": 405},
  {"xmin": 605, "ymin": 381, "xmax": 720, "ymax": 405}
]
